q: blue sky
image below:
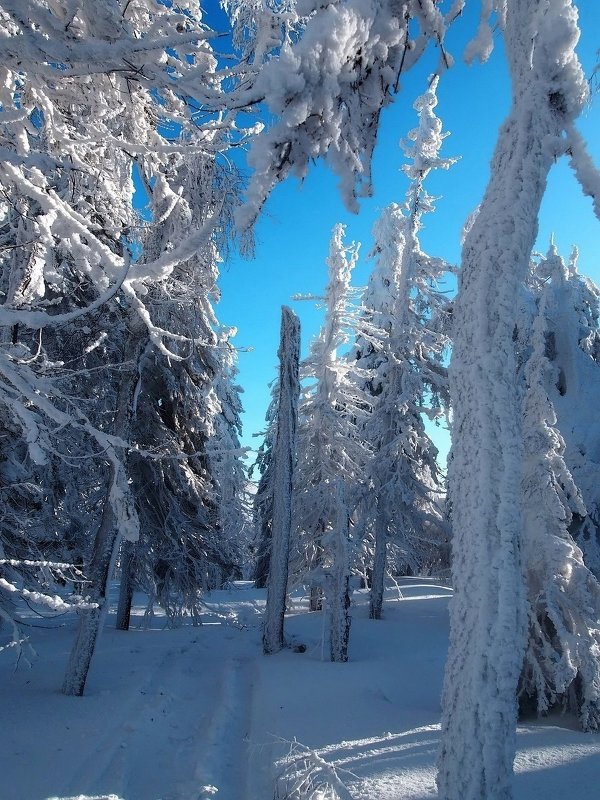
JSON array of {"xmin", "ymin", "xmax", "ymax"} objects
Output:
[{"xmin": 214, "ymin": 2, "xmax": 600, "ymax": 466}]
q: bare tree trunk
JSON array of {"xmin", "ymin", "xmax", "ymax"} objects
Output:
[
  {"xmin": 309, "ymin": 585, "xmax": 323, "ymax": 612},
  {"xmin": 369, "ymin": 504, "xmax": 387, "ymax": 620},
  {"xmin": 115, "ymin": 539, "xmax": 136, "ymax": 631},
  {"xmin": 62, "ymin": 324, "xmax": 144, "ymax": 696},
  {"xmin": 329, "ymin": 499, "xmax": 351, "ymax": 662},
  {"xmin": 62, "ymin": 472, "xmax": 121, "ymax": 696},
  {"xmin": 263, "ymin": 307, "xmax": 300, "ymax": 655}
]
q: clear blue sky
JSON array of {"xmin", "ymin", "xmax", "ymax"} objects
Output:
[{"xmin": 215, "ymin": 2, "xmax": 600, "ymax": 466}]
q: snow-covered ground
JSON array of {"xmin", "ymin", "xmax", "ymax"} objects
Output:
[{"xmin": 2, "ymin": 579, "xmax": 599, "ymax": 800}]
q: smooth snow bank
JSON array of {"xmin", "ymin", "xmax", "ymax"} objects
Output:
[{"xmin": 1, "ymin": 579, "xmax": 599, "ymax": 799}]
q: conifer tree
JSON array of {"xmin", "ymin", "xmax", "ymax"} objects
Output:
[
  {"xmin": 356, "ymin": 78, "xmax": 453, "ymax": 619},
  {"xmin": 115, "ymin": 152, "xmax": 249, "ymax": 627},
  {"xmin": 519, "ymin": 249, "xmax": 600, "ymax": 730},
  {"xmin": 294, "ymin": 224, "xmax": 371, "ymax": 661},
  {"xmin": 528, "ymin": 246, "xmax": 600, "ymax": 579},
  {"xmin": 251, "ymin": 386, "xmax": 279, "ymax": 589}
]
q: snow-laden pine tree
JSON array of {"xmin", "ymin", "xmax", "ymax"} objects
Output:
[
  {"xmin": 439, "ymin": 3, "xmax": 600, "ymax": 798},
  {"xmin": 251, "ymin": 385, "xmax": 279, "ymax": 589},
  {"xmin": 0, "ymin": 0, "xmax": 270, "ymax": 690},
  {"xmin": 208, "ymin": 331, "xmax": 252, "ymax": 582},
  {"xmin": 526, "ymin": 245, "xmax": 600, "ymax": 579},
  {"xmin": 263, "ymin": 306, "xmax": 301, "ymax": 654},
  {"xmin": 114, "ymin": 152, "xmax": 248, "ymax": 629},
  {"xmin": 356, "ymin": 78, "xmax": 453, "ymax": 619},
  {"xmin": 519, "ymin": 244, "xmax": 600, "ymax": 730},
  {"xmin": 294, "ymin": 224, "xmax": 371, "ymax": 661}
]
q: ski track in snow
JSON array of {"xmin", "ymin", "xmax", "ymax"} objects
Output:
[
  {"xmin": 3, "ymin": 580, "xmax": 600, "ymax": 800},
  {"xmin": 61, "ymin": 641, "xmax": 236, "ymax": 800}
]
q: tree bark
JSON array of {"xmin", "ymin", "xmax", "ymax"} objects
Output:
[
  {"xmin": 62, "ymin": 470, "xmax": 121, "ymax": 696},
  {"xmin": 263, "ymin": 307, "xmax": 300, "ymax": 655},
  {"xmin": 369, "ymin": 503, "xmax": 387, "ymax": 620},
  {"xmin": 309, "ymin": 585, "xmax": 323, "ymax": 612},
  {"xmin": 329, "ymin": 499, "xmax": 351, "ymax": 662},
  {"xmin": 115, "ymin": 538, "xmax": 136, "ymax": 631}
]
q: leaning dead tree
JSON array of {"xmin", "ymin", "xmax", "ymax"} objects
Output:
[{"xmin": 263, "ymin": 307, "xmax": 301, "ymax": 655}]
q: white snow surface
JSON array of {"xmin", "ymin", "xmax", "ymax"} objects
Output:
[{"xmin": 2, "ymin": 579, "xmax": 599, "ymax": 800}]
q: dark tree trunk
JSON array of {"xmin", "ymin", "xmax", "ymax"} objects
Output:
[
  {"xmin": 328, "ymin": 503, "xmax": 351, "ymax": 662},
  {"xmin": 116, "ymin": 539, "xmax": 136, "ymax": 631},
  {"xmin": 263, "ymin": 307, "xmax": 301, "ymax": 655},
  {"xmin": 309, "ymin": 585, "xmax": 323, "ymax": 612},
  {"xmin": 62, "ymin": 480, "xmax": 120, "ymax": 696},
  {"xmin": 369, "ymin": 505, "xmax": 387, "ymax": 620}
]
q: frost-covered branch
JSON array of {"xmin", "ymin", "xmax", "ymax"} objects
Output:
[
  {"xmin": 237, "ymin": 0, "xmax": 458, "ymax": 230},
  {"xmin": 274, "ymin": 739, "xmax": 356, "ymax": 800}
]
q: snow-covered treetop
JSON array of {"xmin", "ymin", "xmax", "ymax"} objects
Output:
[
  {"xmin": 299, "ymin": 223, "xmax": 370, "ymax": 477},
  {"xmin": 319, "ymin": 222, "xmax": 360, "ymax": 359},
  {"xmin": 360, "ymin": 77, "xmax": 454, "ymax": 374},
  {"xmin": 401, "ymin": 75, "xmax": 457, "ymax": 188}
]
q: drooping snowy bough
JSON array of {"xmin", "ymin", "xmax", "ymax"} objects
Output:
[{"xmin": 237, "ymin": 0, "xmax": 459, "ymax": 231}]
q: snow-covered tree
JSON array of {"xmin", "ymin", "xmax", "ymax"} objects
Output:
[
  {"xmin": 263, "ymin": 306, "xmax": 301, "ymax": 655},
  {"xmin": 526, "ymin": 245, "xmax": 600, "ymax": 580},
  {"xmin": 356, "ymin": 77, "xmax": 453, "ymax": 619},
  {"xmin": 519, "ymin": 247, "xmax": 600, "ymax": 730},
  {"xmin": 113, "ymin": 152, "xmax": 247, "ymax": 630},
  {"xmin": 251, "ymin": 384, "xmax": 279, "ymax": 589},
  {"xmin": 438, "ymin": 3, "xmax": 600, "ymax": 798},
  {"xmin": 294, "ymin": 224, "xmax": 371, "ymax": 662},
  {"xmin": 208, "ymin": 331, "xmax": 251, "ymax": 580},
  {"xmin": 0, "ymin": 0, "xmax": 270, "ymax": 690}
]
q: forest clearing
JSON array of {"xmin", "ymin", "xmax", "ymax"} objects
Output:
[{"xmin": 4, "ymin": 580, "xmax": 600, "ymax": 800}]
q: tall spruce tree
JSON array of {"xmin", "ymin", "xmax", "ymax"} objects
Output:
[
  {"xmin": 519, "ymin": 246, "xmax": 600, "ymax": 730},
  {"xmin": 294, "ymin": 224, "xmax": 371, "ymax": 662},
  {"xmin": 528, "ymin": 245, "xmax": 600, "ymax": 579},
  {"xmin": 356, "ymin": 77, "xmax": 453, "ymax": 619}
]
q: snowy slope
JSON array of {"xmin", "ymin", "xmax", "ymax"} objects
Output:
[{"xmin": 1, "ymin": 580, "xmax": 599, "ymax": 800}]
